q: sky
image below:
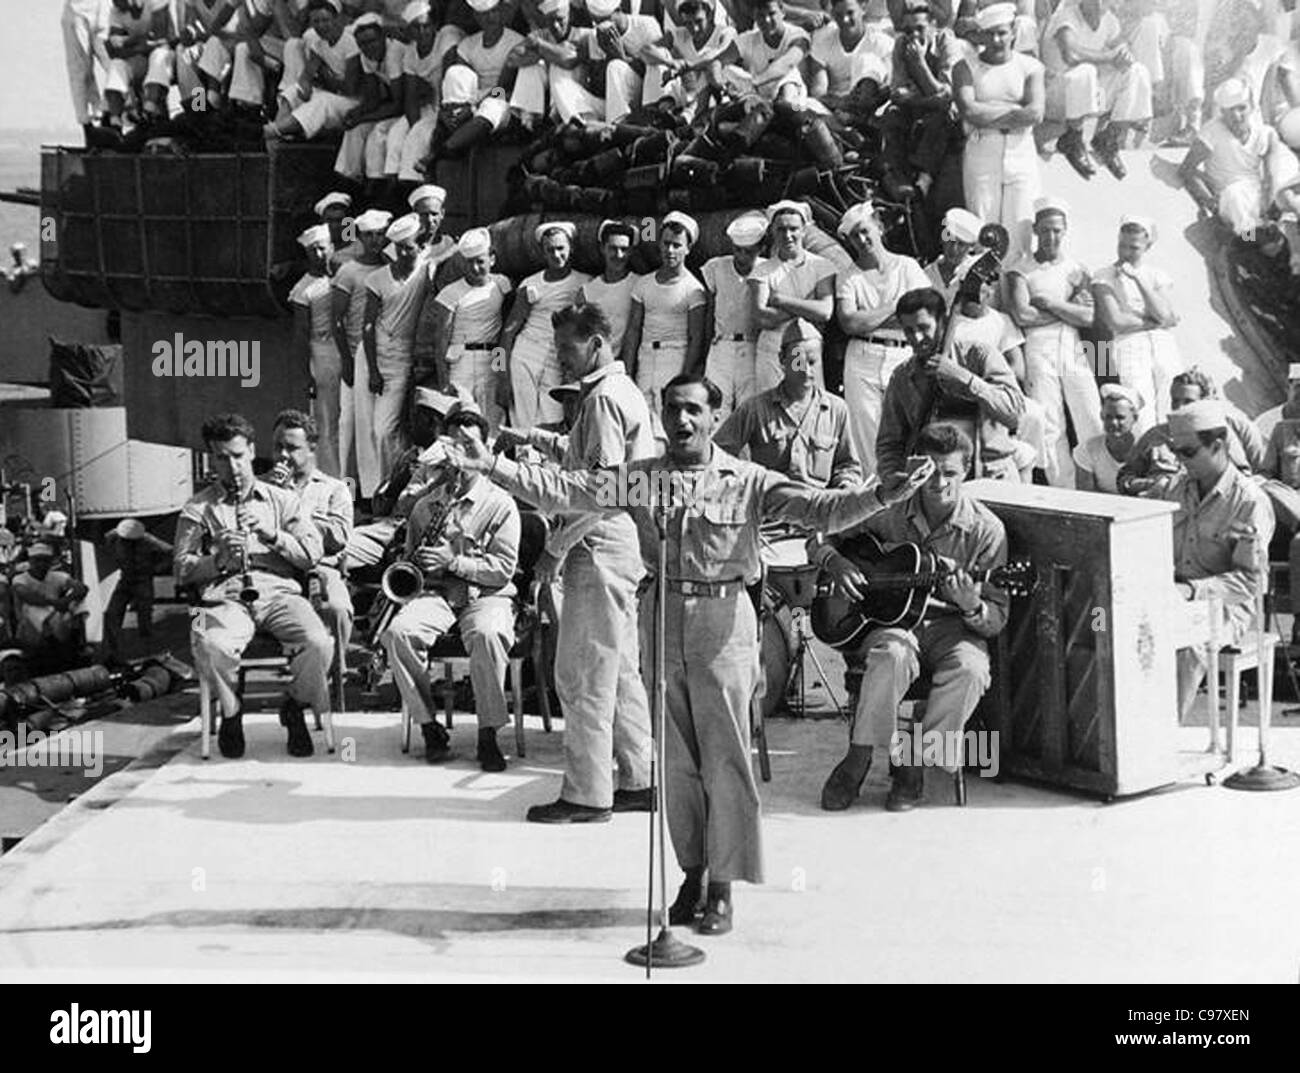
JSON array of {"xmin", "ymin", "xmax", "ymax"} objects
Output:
[{"xmin": 0, "ymin": 2, "xmax": 86, "ymax": 140}]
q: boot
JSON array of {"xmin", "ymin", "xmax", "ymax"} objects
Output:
[
  {"xmin": 476, "ymin": 727, "xmax": 507, "ymax": 772},
  {"xmin": 820, "ymin": 744, "xmax": 873, "ymax": 811},
  {"xmin": 698, "ymin": 881, "xmax": 733, "ymax": 935},
  {"xmin": 1057, "ymin": 126, "xmax": 1096, "ymax": 180},
  {"xmin": 1090, "ymin": 124, "xmax": 1127, "ymax": 180},
  {"xmin": 668, "ymin": 866, "xmax": 704, "ymax": 925},
  {"xmin": 885, "ymin": 760, "xmax": 924, "ymax": 812}
]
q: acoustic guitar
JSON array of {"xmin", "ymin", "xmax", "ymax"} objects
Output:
[{"xmin": 810, "ymin": 532, "xmax": 1035, "ymax": 651}]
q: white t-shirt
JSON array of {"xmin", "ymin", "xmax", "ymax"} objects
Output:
[
  {"xmin": 304, "ymin": 26, "xmax": 360, "ymax": 82},
  {"xmin": 809, "ymin": 24, "xmax": 892, "ymax": 96},
  {"xmin": 1042, "ymin": 0, "xmax": 1121, "ymax": 78},
  {"xmin": 735, "ymin": 25, "xmax": 810, "ymax": 98},
  {"xmin": 579, "ymin": 273, "xmax": 639, "ymax": 356},
  {"xmin": 702, "ymin": 255, "xmax": 767, "ymax": 340},
  {"xmin": 1005, "ymin": 253, "xmax": 1091, "ymax": 330},
  {"xmin": 332, "ymin": 259, "xmax": 383, "ymax": 344},
  {"xmin": 1091, "ymin": 262, "xmax": 1174, "ymax": 320},
  {"xmin": 961, "ymin": 51, "xmax": 1043, "ymax": 134},
  {"xmin": 367, "ymin": 264, "xmax": 432, "ymax": 352},
  {"xmin": 755, "ymin": 249, "xmax": 837, "ymax": 309},
  {"xmin": 632, "ymin": 271, "xmax": 707, "ymax": 347},
  {"xmin": 289, "ymin": 271, "xmax": 335, "ymax": 342},
  {"xmin": 950, "ymin": 309, "xmax": 1024, "ymax": 357},
  {"xmin": 435, "ymin": 275, "xmax": 513, "ymax": 345},
  {"xmin": 582, "ymin": 15, "xmax": 662, "ymax": 63},
  {"xmin": 520, "ymin": 270, "xmax": 592, "ymax": 343},
  {"xmin": 457, "ymin": 28, "xmax": 526, "ymax": 90}
]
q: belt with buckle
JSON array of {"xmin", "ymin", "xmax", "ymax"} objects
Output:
[
  {"xmin": 865, "ymin": 333, "xmax": 908, "ymax": 347},
  {"xmin": 460, "ymin": 342, "xmax": 494, "ymax": 351},
  {"xmin": 664, "ymin": 577, "xmax": 746, "ymax": 598}
]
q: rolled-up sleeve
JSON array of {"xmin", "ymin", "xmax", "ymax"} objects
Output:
[{"xmin": 174, "ymin": 505, "xmax": 218, "ymax": 589}]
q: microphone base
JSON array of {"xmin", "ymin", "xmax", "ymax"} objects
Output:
[{"xmin": 625, "ymin": 927, "xmax": 706, "ymax": 970}]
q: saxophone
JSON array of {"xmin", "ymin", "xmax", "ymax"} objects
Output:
[{"xmin": 379, "ymin": 467, "xmax": 460, "ymax": 606}]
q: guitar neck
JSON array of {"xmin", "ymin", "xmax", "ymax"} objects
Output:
[{"xmin": 867, "ymin": 567, "xmax": 994, "ymax": 590}]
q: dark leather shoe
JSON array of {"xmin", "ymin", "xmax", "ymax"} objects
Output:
[
  {"xmin": 698, "ymin": 886, "xmax": 733, "ymax": 936},
  {"xmin": 668, "ymin": 873, "xmax": 703, "ymax": 925},
  {"xmin": 613, "ymin": 788, "xmax": 655, "ymax": 812},
  {"xmin": 821, "ymin": 745, "xmax": 873, "ymax": 811},
  {"xmin": 280, "ymin": 698, "xmax": 314, "ymax": 758},
  {"xmin": 1091, "ymin": 128, "xmax": 1127, "ymax": 179},
  {"xmin": 1058, "ymin": 128, "xmax": 1096, "ymax": 180},
  {"xmin": 525, "ymin": 798, "xmax": 612, "ymax": 824},
  {"xmin": 421, "ymin": 722, "xmax": 452, "ymax": 764},
  {"xmin": 217, "ymin": 712, "xmax": 245, "ymax": 759},
  {"xmin": 885, "ymin": 762, "xmax": 924, "ymax": 812},
  {"xmin": 477, "ymin": 729, "xmax": 506, "ymax": 772}
]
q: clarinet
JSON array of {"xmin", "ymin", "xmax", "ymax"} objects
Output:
[{"xmin": 227, "ymin": 463, "xmax": 290, "ymax": 605}]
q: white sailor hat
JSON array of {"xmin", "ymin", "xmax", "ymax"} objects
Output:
[
  {"xmin": 766, "ymin": 199, "xmax": 812, "ymax": 225},
  {"xmin": 538, "ymin": 0, "xmax": 569, "ymax": 14},
  {"xmin": 314, "ymin": 191, "xmax": 352, "ymax": 217},
  {"xmin": 458, "ymin": 228, "xmax": 492, "ymax": 258},
  {"xmin": 1120, "ymin": 214, "xmax": 1157, "ymax": 243},
  {"xmin": 726, "ymin": 211, "xmax": 768, "ymax": 247},
  {"xmin": 386, "ymin": 213, "xmax": 422, "ymax": 243},
  {"xmin": 1099, "ymin": 382, "xmax": 1144, "ymax": 412},
  {"xmin": 352, "ymin": 12, "xmax": 385, "ymax": 30},
  {"xmin": 975, "ymin": 2, "xmax": 1017, "ymax": 29},
  {"xmin": 408, "ymin": 184, "xmax": 447, "ymax": 209},
  {"xmin": 415, "ymin": 386, "xmax": 460, "ymax": 414},
  {"xmin": 442, "ymin": 64, "xmax": 478, "ymax": 104},
  {"xmin": 467, "ymin": 0, "xmax": 502, "ymax": 10},
  {"xmin": 1214, "ymin": 78, "xmax": 1251, "ymax": 111},
  {"xmin": 836, "ymin": 201, "xmax": 878, "ymax": 237},
  {"xmin": 941, "ymin": 207, "xmax": 984, "ymax": 244},
  {"xmin": 354, "ymin": 208, "xmax": 393, "ymax": 233},
  {"xmin": 1169, "ymin": 399, "xmax": 1228, "ymax": 435},
  {"xmin": 535, "ymin": 220, "xmax": 576, "ymax": 243},
  {"xmin": 587, "ymin": 0, "xmax": 621, "ymax": 17},
  {"xmin": 1032, "ymin": 196, "xmax": 1070, "ymax": 220},
  {"xmin": 402, "ymin": 0, "xmax": 431, "ymax": 22},
  {"xmin": 661, "ymin": 210, "xmax": 699, "ymax": 244},
  {"xmin": 115, "ymin": 518, "xmax": 146, "ymax": 540},
  {"xmin": 298, "ymin": 223, "xmax": 331, "ymax": 248},
  {"xmin": 11, "ymin": 241, "xmax": 26, "ymax": 253},
  {"xmin": 597, "ymin": 218, "xmax": 635, "ymax": 243}
]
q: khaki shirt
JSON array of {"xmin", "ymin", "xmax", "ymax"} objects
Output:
[
  {"xmin": 292, "ymin": 469, "xmax": 354, "ymax": 566},
  {"xmin": 174, "ymin": 481, "xmax": 323, "ymax": 603},
  {"xmin": 812, "ymin": 492, "xmax": 1010, "ymax": 639},
  {"xmin": 1164, "ymin": 465, "xmax": 1274, "ymax": 612},
  {"xmin": 498, "ymin": 446, "xmax": 889, "ymax": 585},
  {"xmin": 406, "ymin": 474, "xmax": 519, "ymax": 600},
  {"xmin": 714, "ymin": 385, "xmax": 863, "ymax": 490},
  {"xmin": 876, "ymin": 342, "xmax": 1027, "ymax": 485},
  {"xmin": 1119, "ymin": 408, "xmax": 1266, "ymax": 494}
]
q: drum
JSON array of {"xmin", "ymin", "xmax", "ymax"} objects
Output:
[{"xmin": 759, "ymin": 593, "xmax": 796, "ymax": 719}]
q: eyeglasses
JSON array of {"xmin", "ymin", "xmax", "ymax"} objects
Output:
[{"xmin": 1172, "ymin": 443, "xmax": 1203, "ymax": 460}]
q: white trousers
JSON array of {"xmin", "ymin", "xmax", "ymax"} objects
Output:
[
  {"xmin": 962, "ymin": 127, "xmax": 1040, "ymax": 258},
  {"xmin": 445, "ymin": 344, "xmax": 505, "ymax": 434},
  {"xmin": 604, "ymin": 58, "xmax": 643, "ymax": 124},
  {"xmin": 511, "ymin": 63, "xmax": 604, "ymax": 123},
  {"xmin": 1114, "ymin": 329, "xmax": 1181, "ymax": 425},
  {"xmin": 1046, "ymin": 61, "xmax": 1153, "ymax": 124},
  {"xmin": 386, "ymin": 106, "xmax": 436, "ymax": 179},
  {"xmin": 106, "ymin": 48, "xmax": 174, "ymax": 98},
  {"xmin": 705, "ymin": 338, "xmax": 759, "ymax": 422},
  {"xmin": 510, "ymin": 332, "xmax": 563, "ymax": 430},
  {"xmin": 335, "ymin": 117, "xmax": 401, "ymax": 180},
  {"xmin": 843, "ymin": 339, "xmax": 910, "ymax": 479},
  {"xmin": 1024, "ymin": 324, "xmax": 1103, "ymax": 488},
  {"xmin": 62, "ymin": 4, "xmax": 103, "ymax": 123},
  {"xmin": 310, "ymin": 339, "xmax": 342, "ymax": 478},
  {"xmin": 291, "ymin": 89, "xmax": 359, "ymax": 139},
  {"xmin": 636, "ymin": 340, "xmax": 690, "ymax": 434}
]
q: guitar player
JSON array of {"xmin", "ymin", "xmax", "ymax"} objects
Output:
[{"xmin": 812, "ymin": 422, "xmax": 1010, "ymax": 813}]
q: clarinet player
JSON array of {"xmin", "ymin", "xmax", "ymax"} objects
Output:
[
  {"xmin": 176, "ymin": 413, "xmax": 332, "ymax": 760},
  {"xmin": 379, "ymin": 404, "xmax": 521, "ymax": 773}
]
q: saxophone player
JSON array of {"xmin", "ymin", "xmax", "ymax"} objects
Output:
[
  {"xmin": 271, "ymin": 409, "xmax": 355, "ymax": 653},
  {"xmin": 379, "ymin": 404, "xmax": 521, "ymax": 772},
  {"xmin": 176, "ymin": 413, "xmax": 330, "ymax": 760}
]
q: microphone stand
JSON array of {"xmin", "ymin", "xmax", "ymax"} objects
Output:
[{"xmin": 626, "ymin": 484, "xmax": 705, "ymax": 973}]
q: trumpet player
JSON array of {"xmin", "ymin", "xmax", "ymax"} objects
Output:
[
  {"xmin": 176, "ymin": 413, "xmax": 330, "ymax": 760},
  {"xmin": 271, "ymin": 409, "xmax": 355, "ymax": 653},
  {"xmin": 379, "ymin": 404, "xmax": 520, "ymax": 772}
]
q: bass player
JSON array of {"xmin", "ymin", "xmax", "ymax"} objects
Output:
[{"xmin": 811, "ymin": 421, "xmax": 1009, "ymax": 813}]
